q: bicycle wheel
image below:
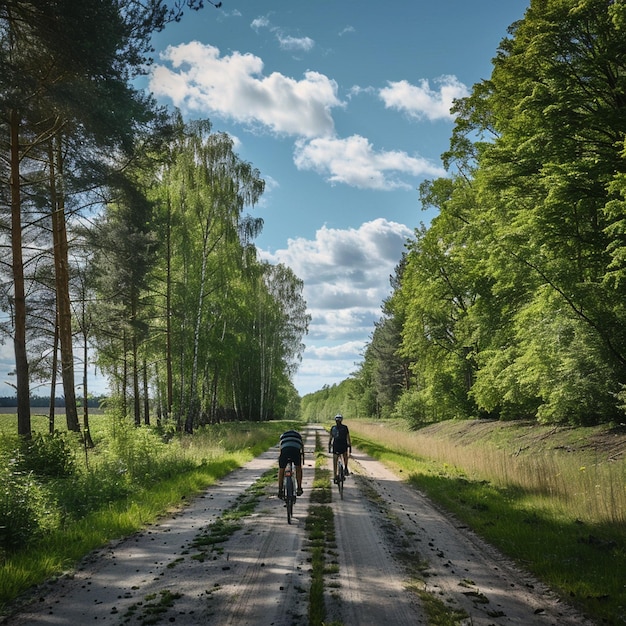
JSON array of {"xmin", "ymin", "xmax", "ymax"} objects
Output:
[
  {"xmin": 337, "ymin": 461, "xmax": 344, "ymax": 499},
  {"xmin": 285, "ymin": 475, "xmax": 294, "ymax": 524}
]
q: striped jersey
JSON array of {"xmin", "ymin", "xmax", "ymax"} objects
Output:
[{"xmin": 280, "ymin": 430, "xmax": 303, "ymax": 450}]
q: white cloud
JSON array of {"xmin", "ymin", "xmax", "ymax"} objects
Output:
[
  {"xmin": 260, "ymin": 217, "xmax": 411, "ymax": 357},
  {"xmin": 251, "ymin": 16, "xmax": 270, "ymax": 30},
  {"xmin": 270, "ymin": 219, "xmax": 413, "ymax": 395},
  {"xmin": 293, "ymin": 135, "xmax": 446, "ymax": 190},
  {"xmin": 305, "ymin": 341, "xmax": 364, "ymax": 360},
  {"xmin": 251, "ymin": 15, "xmax": 315, "ymax": 52},
  {"xmin": 150, "ymin": 44, "xmax": 447, "ymax": 191},
  {"xmin": 339, "ymin": 26, "xmax": 355, "ymax": 37},
  {"xmin": 277, "ymin": 34, "xmax": 315, "ymax": 52},
  {"xmin": 379, "ymin": 75, "xmax": 469, "ymax": 121},
  {"xmin": 150, "ymin": 42, "xmax": 340, "ymax": 138},
  {"xmin": 0, "ymin": 339, "xmax": 16, "ymax": 394}
]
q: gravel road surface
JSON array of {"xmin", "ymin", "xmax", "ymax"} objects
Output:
[{"xmin": 6, "ymin": 424, "xmax": 594, "ymax": 625}]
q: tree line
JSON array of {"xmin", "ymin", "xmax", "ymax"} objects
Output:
[
  {"xmin": 303, "ymin": 0, "xmax": 626, "ymax": 427},
  {"xmin": 1, "ymin": 1, "xmax": 309, "ymax": 438}
]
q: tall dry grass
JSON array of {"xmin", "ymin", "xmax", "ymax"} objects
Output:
[{"xmin": 350, "ymin": 421, "xmax": 625, "ymax": 524}]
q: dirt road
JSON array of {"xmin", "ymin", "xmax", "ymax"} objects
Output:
[{"xmin": 7, "ymin": 425, "xmax": 594, "ymax": 625}]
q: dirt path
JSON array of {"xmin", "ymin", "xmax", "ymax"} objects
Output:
[
  {"xmin": 347, "ymin": 450, "xmax": 595, "ymax": 625},
  {"xmin": 6, "ymin": 424, "xmax": 594, "ymax": 625}
]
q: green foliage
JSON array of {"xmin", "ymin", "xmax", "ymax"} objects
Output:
[
  {"xmin": 300, "ymin": 379, "xmax": 362, "ymax": 423},
  {"xmin": 16, "ymin": 432, "xmax": 78, "ymax": 479},
  {"xmin": 0, "ymin": 416, "xmax": 288, "ymax": 609},
  {"xmin": 0, "ymin": 453, "xmax": 51, "ymax": 554},
  {"xmin": 336, "ymin": 0, "xmax": 626, "ymax": 426},
  {"xmin": 87, "ymin": 118, "xmax": 308, "ymax": 427}
]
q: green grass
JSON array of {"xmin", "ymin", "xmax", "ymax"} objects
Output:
[
  {"xmin": 0, "ymin": 415, "xmax": 296, "ymax": 613},
  {"xmin": 306, "ymin": 433, "xmax": 336, "ymax": 626},
  {"xmin": 349, "ymin": 420, "xmax": 626, "ymax": 625}
]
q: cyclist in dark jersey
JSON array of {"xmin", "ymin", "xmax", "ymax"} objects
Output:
[
  {"xmin": 328, "ymin": 414, "xmax": 351, "ymax": 483},
  {"xmin": 278, "ymin": 429, "xmax": 304, "ymax": 498}
]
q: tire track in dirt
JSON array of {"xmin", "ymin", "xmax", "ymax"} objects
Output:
[
  {"xmin": 325, "ymin": 451, "xmax": 427, "ymax": 625},
  {"xmin": 6, "ymin": 426, "xmax": 595, "ymax": 626},
  {"xmin": 352, "ymin": 450, "xmax": 596, "ymax": 625},
  {"xmin": 7, "ymin": 430, "xmax": 318, "ymax": 626}
]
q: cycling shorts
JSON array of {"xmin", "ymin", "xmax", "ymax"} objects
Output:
[
  {"xmin": 279, "ymin": 446, "xmax": 302, "ymax": 468},
  {"xmin": 332, "ymin": 441, "xmax": 348, "ymax": 455}
]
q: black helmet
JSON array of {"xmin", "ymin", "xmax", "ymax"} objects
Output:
[{"xmin": 334, "ymin": 414, "xmax": 343, "ymax": 422}]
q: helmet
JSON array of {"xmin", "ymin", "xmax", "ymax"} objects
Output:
[{"xmin": 334, "ymin": 414, "xmax": 343, "ymax": 422}]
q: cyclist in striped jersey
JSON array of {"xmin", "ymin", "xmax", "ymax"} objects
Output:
[{"xmin": 278, "ymin": 429, "xmax": 304, "ymax": 499}]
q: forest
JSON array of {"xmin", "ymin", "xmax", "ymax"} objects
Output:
[
  {"xmin": 0, "ymin": 0, "xmax": 309, "ymax": 438},
  {"xmin": 302, "ymin": 0, "xmax": 626, "ymax": 428},
  {"xmin": 4, "ymin": 0, "xmax": 626, "ymax": 438}
]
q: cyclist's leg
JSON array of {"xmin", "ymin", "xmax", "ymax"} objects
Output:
[
  {"xmin": 295, "ymin": 465, "xmax": 303, "ymax": 495},
  {"xmin": 278, "ymin": 450, "xmax": 287, "ymax": 497},
  {"xmin": 343, "ymin": 451, "xmax": 349, "ymax": 475},
  {"xmin": 333, "ymin": 452, "xmax": 339, "ymax": 482},
  {"xmin": 293, "ymin": 454, "xmax": 303, "ymax": 495},
  {"xmin": 278, "ymin": 467, "xmax": 285, "ymax": 497}
]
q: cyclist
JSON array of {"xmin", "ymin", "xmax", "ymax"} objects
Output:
[
  {"xmin": 328, "ymin": 414, "xmax": 351, "ymax": 483},
  {"xmin": 278, "ymin": 429, "xmax": 304, "ymax": 498}
]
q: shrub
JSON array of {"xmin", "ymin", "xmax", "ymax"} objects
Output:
[
  {"xmin": 0, "ymin": 454, "xmax": 50, "ymax": 554},
  {"xmin": 17, "ymin": 432, "xmax": 78, "ymax": 479}
]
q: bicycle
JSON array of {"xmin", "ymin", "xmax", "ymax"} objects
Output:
[
  {"xmin": 283, "ymin": 459, "xmax": 297, "ymax": 524},
  {"xmin": 336, "ymin": 453, "xmax": 345, "ymax": 499}
]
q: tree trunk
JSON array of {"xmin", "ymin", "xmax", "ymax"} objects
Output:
[
  {"xmin": 165, "ymin": 194, "xmax": 174, "ymax": 419},
  {"xmin": 143, "ymin": 356, "xmax": 150, "ymax": 425},
  {"xmin": 132, "ymin": 333, "xmax": 140, "ymax": 426},
  {"xmin": 10, "ymin": 108, "xmax": 31, "ymax": 437},
  {"xmin": 50, "ymin": 137, "xmax": 80, "ymax": 431},
  {"xmin": 49, "ymin": 321, "xmax": 59, "ymax": 434},
  {"xmin": 82, "ymin": 329, "xmax": 94, "ymax": 447}
]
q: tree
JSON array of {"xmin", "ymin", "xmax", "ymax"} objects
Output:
[
  {"xmin": 1, "ymin": 0, "xmax": 209, "ymax": 435},
  {"xmin": 411, "ymin": 0, "xmax": 626, "ymax": 424}
]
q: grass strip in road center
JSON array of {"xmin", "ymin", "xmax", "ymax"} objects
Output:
[{"xmin": 305, "ymin": 433, "xmax": 339, "ymax": 626}]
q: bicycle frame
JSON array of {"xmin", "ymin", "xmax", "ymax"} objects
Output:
[
  {"xmin": 335, "ymin": 452, "xmax": 345, "ymax": 499},
  {"xmin": 283, "ymin": 459, "xmax": 297, "ymax": 524}
]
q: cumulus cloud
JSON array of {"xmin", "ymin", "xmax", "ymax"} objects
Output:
[
  {"xmin": 260, "ymin": 218, "xmax": 412, "ymax": 347},
  {"xmin": 293, "ymin": 135, "xmax": 446, "ymax": 190},
  {"xmin": 305, "ymin": 341, "xmax": 365, "ymax": 360},
  {"xmin": 260, "ymin": 219, "xmax": 413, "ymax": 394},
  {"xmin": 150, "ymin": 42, "xmax": 340, "ymax": 138},
  {"xmin": 0, "ymin": 339, "xmax": 16, "ymax": 392},
  {"xmin": 379, "ymin": 75, "xmax": 469, "ymax": 121}
]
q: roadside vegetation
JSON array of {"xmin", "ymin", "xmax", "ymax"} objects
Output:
[
  {"xmin": 348, "ymin": 418, "xmax": 626, "ymax": 625},
  {"xmin": 0, "ymin": 413, "xmax": 293, "ymax": 612},
  {"xmin": 305, "ymin": 433, "xmax": 336, "ymax": 626}
]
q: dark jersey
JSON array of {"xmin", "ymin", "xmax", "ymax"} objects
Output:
[{"xmin": 330, "ymin": 423, "xmax": 349, "ymax": 454}]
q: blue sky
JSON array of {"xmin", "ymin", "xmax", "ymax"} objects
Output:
[{"xmin": 0, "ymin": 1, "xmax": 530, "ymax": 399}]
